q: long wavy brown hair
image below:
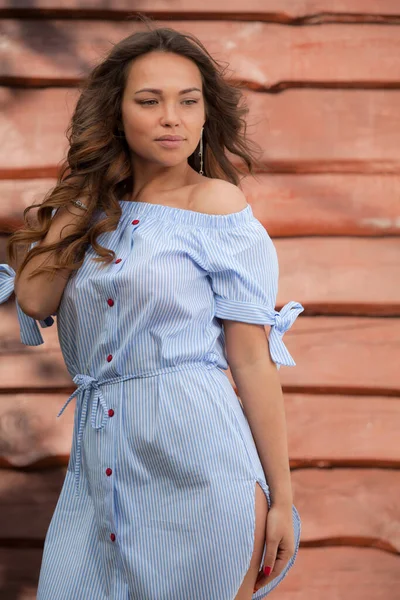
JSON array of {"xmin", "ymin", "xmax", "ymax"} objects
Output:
[{"xmin": 7, "ymin": 14, "xmax": 264, "ymax": 284}]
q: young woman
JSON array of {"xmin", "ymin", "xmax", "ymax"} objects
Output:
[{"xmin": 2, "ymin": 20, "xmax": 303, "ymax": 600}]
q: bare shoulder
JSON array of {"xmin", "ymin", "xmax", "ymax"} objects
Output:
[{"xmin": 190, "ymin": 179, "xmax": 248, "ymax": 215}]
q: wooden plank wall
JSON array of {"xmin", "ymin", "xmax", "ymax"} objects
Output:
[{"xmin": 1, "ymin": 1, "xmax": 400, "ymax": 598}]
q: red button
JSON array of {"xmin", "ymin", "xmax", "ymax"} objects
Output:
[
  {"xmin": 106, "ymin": 468, "xmax": 113, "ymax": 476},
  {"xmin": 108, "ymin": 409, "xmax": 114, "ymax": 417},
  {"xmin": 107, "ymin": 354, "xmax": 113, "ymax": 362},
  {"xmin": 107, "ymin": 298, "xmax": 114, "ymax": 307},
  {"xmin": 115, "ymin": 258, "xmax": 122, "ymax": 264},
  {"xmin": 132, "ymin": 219, "xmax": 140, "ymax": 225},
  {"xmin": 110, "ymin": 533, "xmax": 116, "ymax": 542}
]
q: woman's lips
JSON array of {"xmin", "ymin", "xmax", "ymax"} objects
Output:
[{"xmin": 156, "ymin": 139, "xmax": 184, "ymax": 148}]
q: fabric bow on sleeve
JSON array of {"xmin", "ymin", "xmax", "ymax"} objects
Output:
[
  {"xmin": 0, "ymin": 263, "xmax": 55, "ymax": 346},
  {"xmin": 267, "ymin": 301, "xmax": 304, "ymax": 369}
]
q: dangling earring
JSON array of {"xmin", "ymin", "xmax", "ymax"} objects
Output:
[{"xmin": 199, "ymin": 127, "xmax": 204, "ymax": 175}]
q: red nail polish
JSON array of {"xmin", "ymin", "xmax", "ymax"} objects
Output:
[{"xmin": 263, "ymin": 566, "xmax": 272, "ymax": 577}]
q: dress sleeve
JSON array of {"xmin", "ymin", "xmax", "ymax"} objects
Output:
[
  {"xmin": 0, "ymin": 263, "xmax": 55, "ymax": 346},
  {"xmin": 0, "ymin": 208, "xmax": 59, "ymax": 346},
  {"xmin": 202, "ymin": 218, "xmax": 304, "ymax": 368}
]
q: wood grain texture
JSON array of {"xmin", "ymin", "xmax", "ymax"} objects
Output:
[
  {"xmin": 0, "ymin": 1, "xmax": 399, "ymax": 598},
  {"xmin": 1, "ymin": 546, "xmax": 400, "ymax": 600},
  {"xmin": 242, "ymin": 174, "xmax": 400, "ymax": 236},
  {"xmin": 276, "ymin": 237, "xmax": 400, "ymax": 315},
  {"xmin": 1, "ymin": 468, "xmax": 399, "ymax": 552},
  {"xmin": 285, "ymin": 394, "xmax": 400, "ymax": 467},
  {"xmin": 1, "ymin": 0, "xmax": 399, "ymax": 17},
  {"xmin": 0, "ymin": 394, "xmax": 74, "ymax": 467},
  {"xmin": 284, "ymin": 547, "xmax": 400, "ymax": 599},
  {"xmin": 291, "ymin": 468, "xmax": 400, "ymax": 553},
  {"xmin": 0, "ymin": 468, "xmax": 66, "ymax": 539},
  {"xmin": 1, "ymin": 88, "xmax": 400, "ymax": 173},
  {"xmin": 2, "ymin": 175, "xmax": 400, "ymax": 237},
  {"xmin": 1, "ymin": 307, "xmax": 400, "ymax": 394},
  {"xmin": 0, "ymin": 548, "xmax": 42, "ymax": 600},
  {"xmin": 246, "ymin": 90, "xmax": 400, "ymax": 162},
  {"xmin": 2, "ymin": 235, "xmax": 399, "ymax": 315},
  {"xmin": 280, "ymin": 317, "xmax": 400, "ymax": 396},
  {"xmin": 2, "ymin": 20, "xmax": 400, "ymax": 87},
  {"xmin": 1, "ymin": 389, "xmax": 400, "ymax": 467}
]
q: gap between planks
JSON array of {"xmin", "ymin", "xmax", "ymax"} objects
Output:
[
  {"xmin": 3, "ymin": 77, "xmax": 400, "ymax": 92},
  {"xmin": 2, "ymin": 161, "xmax": 400, "ymax": 180},
  {"xmin": 0, "ymin": 9, "xmax": 400, "ymax": 25}
]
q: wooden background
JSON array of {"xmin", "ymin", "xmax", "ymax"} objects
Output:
[{"xmin": 1, "ymin": 1, "xmax": 400, "ymax": 598}]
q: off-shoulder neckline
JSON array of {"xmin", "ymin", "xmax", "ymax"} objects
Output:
[{"xmin": 118, "ymin": 199, "xmax": 254, "ymax": 229}]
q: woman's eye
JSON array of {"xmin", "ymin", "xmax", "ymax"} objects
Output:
[{"xmin": 139, "ymin": 100, "xmax": 198, "ymax": 106}]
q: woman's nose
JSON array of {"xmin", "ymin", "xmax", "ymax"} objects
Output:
[{"xmin": 161, "ymin": 106, "xmax": 180, "ymax": 125}]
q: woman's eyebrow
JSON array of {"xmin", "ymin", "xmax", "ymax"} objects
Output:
[{"xmin": 134, "ymin": 87, "xmax": 202, "ymax": 95}]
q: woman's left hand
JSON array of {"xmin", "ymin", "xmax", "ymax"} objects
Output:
[{"xmin": 253, "ymin": 504, "xmax": 295, "ymax": 594}]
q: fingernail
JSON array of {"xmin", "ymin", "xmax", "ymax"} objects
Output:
[{"xmin": 263, "ymin": 566, "xmax": 272, "ymax": 577}]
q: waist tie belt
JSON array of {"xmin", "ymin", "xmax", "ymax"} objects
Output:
[{"xmin": 57, "ymin": 363, "xmax": 217, "ymax": 497}]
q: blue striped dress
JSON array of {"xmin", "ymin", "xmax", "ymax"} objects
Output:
[{"xmin": 0, "ymin": 200, "xmax": 304, "ymax": 599}]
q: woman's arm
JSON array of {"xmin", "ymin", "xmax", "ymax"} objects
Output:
[
  {"xmin": 15, "ymin": 203, "xmax": 87, "ymax": 320},
  {"xmin": 223, "ymin": 319, "xmax": 294, "ymax": 507}
]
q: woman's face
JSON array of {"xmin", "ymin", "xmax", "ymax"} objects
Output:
[{"xmin": 121, "ymin": 51, "xmax": 206, "ymax": 169}]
